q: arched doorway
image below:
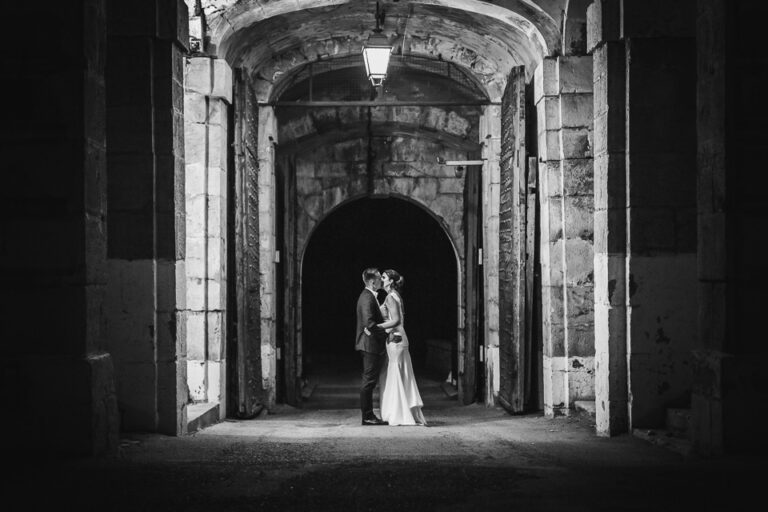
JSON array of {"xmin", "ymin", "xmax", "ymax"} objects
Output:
[{"xmin": 299, "ymin": 197, "xmax": 459, "ymax": 408}]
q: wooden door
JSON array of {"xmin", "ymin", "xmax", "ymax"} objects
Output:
[
  {"xmin": 280, "ymin": 155, "xmax": 300, "ymax": 406},
  {"xmin": 498, "ymin": 66, "xmax": 528, "ymax": 413},
  {"xmin": 461, "ymin": 163, "xmax": 482, "ymax": 404},
  {"xmin": 231, "ymin": 73, "xmax": 263, "ymax": 418}
]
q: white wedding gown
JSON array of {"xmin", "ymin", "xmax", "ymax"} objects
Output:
[{"xmin": 379, "ymin": 292, "xmax": 427, "ymax": 426}]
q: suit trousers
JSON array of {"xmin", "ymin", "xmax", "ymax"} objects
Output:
[{"xmin": 360, "ymin": 350, "xmax": 384, "ymax": 418}]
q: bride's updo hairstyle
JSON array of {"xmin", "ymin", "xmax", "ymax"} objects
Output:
[{"xmin": 383, "ymin": 269, "xmax": 404, "ymax": 291}]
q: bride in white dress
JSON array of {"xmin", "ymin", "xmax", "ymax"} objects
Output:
[{"xmin": 377, "ymin": 269, "xmax": 427, "ymax": 426}]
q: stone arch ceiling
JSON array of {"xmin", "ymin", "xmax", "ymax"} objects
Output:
[{"xmin": 200, "ymin": 1, "xmax": 567, "ymax": 102}]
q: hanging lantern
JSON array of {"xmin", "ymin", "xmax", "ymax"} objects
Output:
[{"xmin": 362, "ymin": 2, "xmax": 392, "ymax": 86}]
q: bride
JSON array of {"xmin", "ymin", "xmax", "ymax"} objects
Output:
[{"xmin": 377, "ymin": 269, "xmax": 427, "ymax": 426}]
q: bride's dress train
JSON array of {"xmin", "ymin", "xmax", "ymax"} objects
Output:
[{"xmin": 379, "ymin": 293, "xmax": 427, "ymax": 426}]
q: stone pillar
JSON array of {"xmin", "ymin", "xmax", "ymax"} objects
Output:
[
  {"xmin": 588, "ymin": 0, "xmax": 697, "ymax": 432},
  {"xmin": 623, "ymin": 1, "xmax": 697, "ymax": 429},
  {"xmin": 2, "ymin": 0, "xmax": 118, "ymax": 456},
  {"xmin": 588, "ymin": 0, "xmax": 628, "ymax": 436},
  {"xmin": 535, "ymin": 57, "xmax": 567, "ymax": 416},
  {"xmin": 480, "ymin": 106, "xmax": 501, "ymax": 404},
  {"xmin": 535, "ymin": 55, "xmax": 595, "ymax": 416},
  {"xmin": 105, "ymin": 0, "xmax": 189, "ymax": 434},
  {"xmin": 258, "ymin": 106, "xmax": 278, "ymax": 408},
  {"xmin": 184, "ymin": 57, "xmax": 232, "ymax": 416},
  {"xmin": 694, "ymin": 0, "xmax": 766, "ymax": 455},
  {"xmin": 559, "ymin": 56, "xmax": 595, "ymax": 408}
]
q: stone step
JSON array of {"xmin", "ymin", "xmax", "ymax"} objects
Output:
[{"xmin": 187, "ymin": 402, "xmax": 220, "ymax": 433}]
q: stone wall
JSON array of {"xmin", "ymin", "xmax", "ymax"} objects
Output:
[
  {"xmin": 589, "ymin": 0, "xmax": 697, "ymax": 432},
  {"xmin": 694, "ymin": 0, "xmax": 767, "ymax": 455},
  {"xmin": 275, "ymin": 105, "xmax": 481, "ymax": 399},
  {"xmin": 278, "ymin": 106, "xmax": 479, "ymax": 260}
]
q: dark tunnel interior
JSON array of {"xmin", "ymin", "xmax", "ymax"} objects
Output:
[{"xmin": 301, "ymin": 197, "xmax": 458, "ymax": 375}]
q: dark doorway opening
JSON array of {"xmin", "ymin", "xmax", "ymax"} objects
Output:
[{"xmin": 301, "ymin": 197, "xmax": 458, "ymax": 408}]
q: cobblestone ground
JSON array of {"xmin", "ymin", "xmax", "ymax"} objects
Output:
[{"xmin": 13, "ymin": 403, "xmax": 761, "ymax": 511}]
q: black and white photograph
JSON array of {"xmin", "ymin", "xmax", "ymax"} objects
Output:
[{"xmin": 3, "ymin": 0, "xmax": 764, "ymax": 510}]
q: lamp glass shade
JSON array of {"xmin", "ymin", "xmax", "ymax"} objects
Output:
[{"xmin": 362, "ymin": 33, "xmax": 391, "ymax": 85}]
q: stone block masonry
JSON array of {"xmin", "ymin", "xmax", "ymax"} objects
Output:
[
  {"xmin": 183, "ymin": 57, "xmax": 232, "ymax": 418},
  {"xmin": 105, "ymin": 0, "xmax": 189, "ymax": 435},
  {"xmin": 272, "ymin": 100, "xmax": 482, "ymax": 403},
  {"xmin": 534, "ymin": 55, "xmax": 595, "ymax": 417}
]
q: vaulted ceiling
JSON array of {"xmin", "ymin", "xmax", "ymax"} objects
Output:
[{"xmin": 198, "ymin": 1, "xmax": 576, "ymax": 101}]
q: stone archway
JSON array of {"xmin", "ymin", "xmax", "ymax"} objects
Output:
[{"xmin": 297, "ymin": 196, "xmax": 461, "ymax": 408}]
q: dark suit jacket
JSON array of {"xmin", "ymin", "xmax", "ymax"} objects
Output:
[{"xmin": 355, "ymin": 289, "xmax": 386, "ymax": 354}]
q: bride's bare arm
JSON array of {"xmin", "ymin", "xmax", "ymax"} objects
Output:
[{"xmin": 377, "ymin": 295, "xmax": 401, "ymax": 329}]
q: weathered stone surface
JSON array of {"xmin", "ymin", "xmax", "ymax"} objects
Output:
[
  {"xmin": 586, "ymin": 0, "xmax": 621, "ymax": 52},
  {"xmin": 558, "ymin": 56, "xmax": 593, "ymax": 94},
  {"xmin": 534, "ymin": 58, "xmax": 558, "ymax": 103}
]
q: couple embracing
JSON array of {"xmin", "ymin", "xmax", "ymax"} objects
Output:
[{"xmin": 356, "ymin": 268, "xmax": 427, "ymax": 427}]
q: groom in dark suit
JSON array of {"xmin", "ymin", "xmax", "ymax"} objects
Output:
[{"xmin": 356, "ymin": 268, "xmax": 388, "ymax": 425}]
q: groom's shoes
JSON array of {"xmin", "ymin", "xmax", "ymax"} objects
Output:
[{"xmin": 361, "ymin": 415, "xmax": 387, "ymax": 426}]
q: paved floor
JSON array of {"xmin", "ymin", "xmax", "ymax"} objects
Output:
[{"xmin": 14, "ymin": 357, "xmax": 761, "ymax": 511}]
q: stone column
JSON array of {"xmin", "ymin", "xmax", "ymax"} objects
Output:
[
  {"xmin": 480, "ymin": 106, "xmax": 502, "ymax": 404},
  {"xmin": 184, "ymin": 57, "xmax": 232, "ymax": 416},
  {"xmin": 258, "ymin": 106, "xmax": 279, "ymax": 408},
  {"xmin": 588, "ymin": 0, "xmax": 697, "ymax": 432},
  {"xmin": 559, "ymin": 56, "xmax": 595, "ymax": 409},
  {"xmin": 535, "ymin": 58, "xmax": 567, "ymax": 416},
  {"xmin": 588, "ymin": 0, "xmax": 628, "ymax": 436},
  {"xmin": 2, "ymin": 0, "xmax": 118, "ymax": 457},
  {"xmin": 694, "ymin": 0, "xmax": 766, "ymax": 455},
  {"xmin": 105, "ymin": 0, "xmax": 189, "ymax": 434},
  {"xmin": 535, "ymin": 56, "xmax": 595, "ymax": 416}
]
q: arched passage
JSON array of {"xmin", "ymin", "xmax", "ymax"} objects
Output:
[{"xmin": 300, "ymin": 197, "xmax": 459, "ymax": 408}]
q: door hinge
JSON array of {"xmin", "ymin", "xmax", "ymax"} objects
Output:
[
  {"xmin": 478, "ymin": 248, "xmax": 483, "ymax": 265},
  {"xmin": 274, "ymin": 250, "xmax": 280, "ymax": 263},
  {"xmin": 277, "ymin": 347, "xmax": 282, "ymax": 360},
  {"xmin": 479, "ymin": 346, "xmax": 484, "ymax": 362}
]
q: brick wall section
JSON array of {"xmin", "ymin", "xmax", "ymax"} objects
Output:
[
  {"xmin": 694, "ymin": 0, "xmax": 767, "ymax": 455},
  {"xmin": 2, "ymin": 0, "xmax": 119, "ymax": 456}
]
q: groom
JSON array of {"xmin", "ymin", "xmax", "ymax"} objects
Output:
[{"xmin": 356, "ymin": 268, "xmax": 388, "ymax": 426}]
